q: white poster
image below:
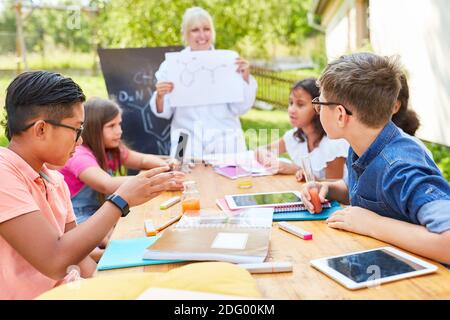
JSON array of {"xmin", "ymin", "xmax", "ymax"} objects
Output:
[{"xmin": 166, "ymin": 50, "xmax": 245, "ymax": 107}]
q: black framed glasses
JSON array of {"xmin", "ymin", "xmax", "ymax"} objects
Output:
[
  {"xmin": 22, "ymin": 119, "xmax": 84, "ymax": 142},
  {"xmin": 311, "ymin": 97, "xmax": 353, "ymax": 115}
]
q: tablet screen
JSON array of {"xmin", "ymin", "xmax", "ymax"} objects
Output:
[
  {"xmin": 325, "ymin": 249, "xmax": 426, "ymax": 283},
  {"xmin": 231, "ymin": 192, "xmax": 301, "ymax": 207}
]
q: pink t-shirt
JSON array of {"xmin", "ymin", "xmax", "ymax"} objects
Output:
[
  {"xmin": 0, "ymin": 147, "xmax": 76, "ymax": 300},
  {"xmin": 60, "ymin": 145, "xmax": 129, "ymax": 197}
]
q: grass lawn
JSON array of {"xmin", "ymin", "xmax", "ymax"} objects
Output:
[{"xmin": 0, "ymin": 52, "xmax": 97, "ymax": 71}]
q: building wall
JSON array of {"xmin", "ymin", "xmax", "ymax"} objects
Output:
[
  {"xmin": 369, "ymin": 0, "xmax": 450, "ymax": 145},
  {"xmin": 325, "ymin": 14, "xmax": 349, "ymax": 59},
  {"xmin": 324, "ymin": 0, "xmax": 354, "ymax": 60},
  {"xmin": 322, "ymin": 0, "xmax": 449, "ymax": 145}
]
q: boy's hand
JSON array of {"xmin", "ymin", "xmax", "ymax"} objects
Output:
[
  {"xmin": 326, "ymin": 206, "xmax": 380, "ymax": 237},
  {"xmin": 162, "ymin": 171, "xmax": 185, "ymax": 191},
  {"xmin": 300, "ymin": 181, "xmax": 328, "ymax": 213},
  {"xmin": 146, "ymin": 170, "xmax": 185, "ymax": 193},
  {"xmin": 165, "ymin": 158, "xmax": 181, "ymax": 171},
  {"xmin": 115, "ymin": 166, "xmax": 184, "ymax": 207}
]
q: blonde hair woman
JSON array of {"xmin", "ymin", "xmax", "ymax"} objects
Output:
[{"xmin": 150, "ymin": 7, "xmax": 257, "ymax": 159}]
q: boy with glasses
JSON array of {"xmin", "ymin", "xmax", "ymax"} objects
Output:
[
  {"xmin": 301, "ymin": 53, "xmax": 450, "ymax": 266},
  {"xmin": 0, "ymin": 71, "xmax": 184, "ymax": 299}
]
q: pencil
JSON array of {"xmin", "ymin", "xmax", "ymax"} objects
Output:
[{"xmin": 155, "ymin": 214, "xmax": 183, "ymax": 232}]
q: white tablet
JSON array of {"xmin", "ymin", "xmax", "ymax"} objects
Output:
[
  {"xmin": 310, "ymin": 247, "xmax": 438, "ymax": 290},
  {"xmin": 225, "ymin": 191, "xmax": 302, "ymax": 210}
]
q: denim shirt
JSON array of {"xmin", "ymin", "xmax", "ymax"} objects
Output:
[{"xmin": 347, "ymin": 121, "xmax": 450, "ymax": 234}]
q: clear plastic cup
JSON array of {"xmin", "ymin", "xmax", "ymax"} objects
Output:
[
  {"xmin": 300, "ymin": 155, "xmax": 322, "ymax": 213},
  {"xmin": 236, "ymin": 154, "xmax": 254, "ymax": 189},
  {"xmin": 300, "ymin": 155, "xmax": 315, "ymax": 182}
]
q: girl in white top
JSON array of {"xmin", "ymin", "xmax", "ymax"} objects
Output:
[
  {"xmin": 392, "ymin": 73, "xmax": 433, "ymax": 159},
  {"xmin": 150, "ymin": 7, "xmax": 257, "ymax": 159},
  {"xmin": 256, "ymin": 78, "xmax": 349, "ymax": 180}
]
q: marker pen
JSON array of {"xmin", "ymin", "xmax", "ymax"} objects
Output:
[
  {"xmin": 278, "ymin": 222, "xmax": 313, "ymax": 240},
  {"xmin": 239, "ymin": 261, "xmax": 293, "ymax": 274},
  {"xmin": 144, "ymin": 219, "xmax": 157, "ymax": 236},
  {"xmin": 159, "ymin": 196, "xmax": 181, "ymax": 210}
]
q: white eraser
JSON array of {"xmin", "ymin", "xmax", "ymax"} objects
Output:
[
  {"xmin": 278, "ymin": 222, "xmax": 313, "ymax": 240},
  {"xmin": 239, "ymin": 261, "xmax": 293, "ymax": 274},
  {"xmin": 160, "ymin": 196, "xmax": 181, "ymax": 210}
]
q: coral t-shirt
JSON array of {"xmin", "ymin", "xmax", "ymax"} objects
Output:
[
  {"xmin": 59, "ymin": 145, "xmax": 129, "ymax": 197},
  {"xmin": 0, "ymin": 147, "xmax": 76, "ymax": 299}
]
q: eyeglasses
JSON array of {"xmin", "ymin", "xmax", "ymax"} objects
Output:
[
  {"xmin": 311, "ymin": 97, "xmax": 353, "ymax": 115},
  {"xmin": 22, "ymin": 119, "xmax": 84, "ymax": 142}
]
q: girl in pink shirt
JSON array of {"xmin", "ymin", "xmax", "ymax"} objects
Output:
[{"xmin": 60, "ymin": 97, "xmax": 181, "ymax": 225}]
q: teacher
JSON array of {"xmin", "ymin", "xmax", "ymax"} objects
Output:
[{"xmin": 150, "ymin": 6, "xmax": 257, "ymax": 160}]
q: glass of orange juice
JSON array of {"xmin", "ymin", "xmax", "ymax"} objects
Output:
[{"xmin": 181, "ymin": 181, "xmax": 201, "ymax": 214}]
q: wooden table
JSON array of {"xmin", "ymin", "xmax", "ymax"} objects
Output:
[{"xmin": 96, "ymin": 166, "xmax": 450, "ymax": 299}]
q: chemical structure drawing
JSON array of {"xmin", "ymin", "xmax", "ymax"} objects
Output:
[
  {"xmin": 177, "ymin": 57, "xmax": 228, "ymax": 87},
  {"xmin": 126, "ymin": 101, "xmax": 171, "ymax": 154},
  {"xmin": 125, "ymin": 101, "xmax": 169, "ymax": 137}
]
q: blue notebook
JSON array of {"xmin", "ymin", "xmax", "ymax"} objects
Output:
[
  {"xmin": 272, "ymin": 200, "xmax": 342, "ymax": 221},
  {"xmin": 97, "ymin": 236, "xmax": 184, "ymax": 271}
]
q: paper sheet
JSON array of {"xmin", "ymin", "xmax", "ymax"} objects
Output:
[{"xmin": 166, "ymin": 50, "xmax": 244, "ymax": 107}]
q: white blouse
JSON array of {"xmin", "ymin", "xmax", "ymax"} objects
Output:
[
  {"xmin": 283, "ymin": 128, "xmax": 350, "ymax": 180},
  {"xmin": 150, "ymin": 47, "xmax": 258, "ymax": 159}
]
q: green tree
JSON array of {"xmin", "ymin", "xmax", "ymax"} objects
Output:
[
  {"xmin": 0, "ymin": 0, "xmax": 98, "ymax": 54},
  {"xmin": 98, "ymin": 0, "xmax": 317, "ymax": 59},
  {"xmin": 0, "ymin": 0, "xmax": 18, "ymax": 53}
]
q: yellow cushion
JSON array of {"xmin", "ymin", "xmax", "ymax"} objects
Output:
[{"xmin": 36, "ymin": 262, "xmax": 261, "ymax": 300}]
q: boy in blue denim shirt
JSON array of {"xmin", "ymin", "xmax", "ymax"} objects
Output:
[{"xmin": 300, "ymin": 53, "xmax": 450, "ymax": 266}]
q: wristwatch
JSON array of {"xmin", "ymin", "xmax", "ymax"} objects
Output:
[{"xmin": 106, "ymin": 194, "xmax": 130, "ymax": 217}]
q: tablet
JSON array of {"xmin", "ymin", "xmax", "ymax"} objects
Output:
[
  {"xmin": 225, "ymin": 191, "xmax": 302, "ymax": 210},
  {"xmin": 310, "ymin": 247, "xmax": 437, "ymax": 290}
]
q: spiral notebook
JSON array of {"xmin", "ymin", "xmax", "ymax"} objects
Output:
[
  {"xmin": 143, "ymin": 208, "xmax": 274, "ymax": 264},
  {"xmin": 216, "ymin": 198, "xmax": 331, "ymax": 213},
  {"xmin": 216, "ymin": 198, "xmax": 341, "ymax": 221},
  {"xmin": 272, "ymin": 200, "xmax": 341, "ymax": 221}
]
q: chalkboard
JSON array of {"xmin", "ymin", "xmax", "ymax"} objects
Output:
[{"xmin": 98, "ymin": 46, "xmax": 183, "ymax": 155}]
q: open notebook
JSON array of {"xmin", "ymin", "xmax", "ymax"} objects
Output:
[
  {"xmin": 204, "ymin": 151, "xmax": 272, "ymax": 178},
  {"xmin": 213, "ymin": 164, "xmax": 272, "ymax": 179},
  {"xmin": 143, "ymin": 208, "xmax": 274, "ymax": 264}
]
